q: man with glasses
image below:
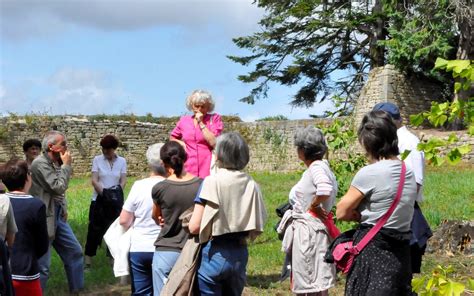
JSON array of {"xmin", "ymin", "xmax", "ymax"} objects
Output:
[{"xmin": 29, "ymin": 131, "xmax": 84, "ymax": 295}]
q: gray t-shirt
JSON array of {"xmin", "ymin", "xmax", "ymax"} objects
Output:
[
  {"xmin": 0, "ymin": 194, "xmax": 18, "ymax": 239},
  {"xmin": 351, "ymin": 160, "xmax": 417, "ymax": 232}
]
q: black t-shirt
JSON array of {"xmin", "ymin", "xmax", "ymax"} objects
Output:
[{"xmin": 151, "ymin": 177, "xmax": 202, "ymax": 251}]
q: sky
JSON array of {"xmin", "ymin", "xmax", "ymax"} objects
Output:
[{"xmin": 0, "ymin": 0, "xmax": 334, "ymax": 122}]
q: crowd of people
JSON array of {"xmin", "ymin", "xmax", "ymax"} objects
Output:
[{"xmin": 0, "ymin": 90, "xmax": 431, "ymax": 296}]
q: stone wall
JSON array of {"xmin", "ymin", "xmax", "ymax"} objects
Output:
[
  {"xmin": 0, "ymin": 117, "xmax": 333, "ymax": 176},
  {"xmin": 0, "ymin": 115, "xmax": 472, "ymax": 177},
  {"xmin": 353, "ymin": 65, "xmax": 444, "ymax": 127}
]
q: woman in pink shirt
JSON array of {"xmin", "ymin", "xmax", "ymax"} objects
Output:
[{"xmin": 170, "ymin": 90, "xmax": 224, "ymax": 178}]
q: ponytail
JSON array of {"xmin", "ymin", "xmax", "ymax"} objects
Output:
[{"xmin": 160, "ymin": 141, "xmax": 187, "ymax": 177}]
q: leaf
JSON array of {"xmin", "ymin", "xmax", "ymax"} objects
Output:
[
  {"xmin": 410, "ymin": 114, "xmax": 425, "ymax": 126},
  {"xmin": 439, "ymin": 280, "xmax": 465, "ymax": 296},
  {"xmin": 454, "ymin": 82, "xmax": 462, "ymax": 93},
  {"xmin": 469, "ymin": 125, "xmax": 474, "ymax": 136},
  {"xmin": 450, "ymin": 60, "xmax": 471, "ymax": 74},
  {"xmin": 434, "ymin": 57, "xmax": 448, "ymax": 69},
  {"xmin": 447, "ymin": 150, "xmax": 462, "ymax": 165},
  {"xmin": 458, "ymin": 144, "xmax": 471, "ymax": 154},
  {"xmin": 400, "ymin": 149, "xmax": 412, "ymax": 160},
  {"xmin": 468, "ymin": 279, "xmax": 474, "ymax": 290},
  {"xmin": 447, "ymin": 133, "xmax": 458, "ymax": 144},
  {"xmin": 412, "ymin": 276, "xmax": 427, "ymax": 293}
]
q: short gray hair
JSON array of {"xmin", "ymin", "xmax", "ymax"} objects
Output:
[
  {"xmin": 294, "ymin": 126, "xmax": 327, "ymax": 161},
  {"xmin": 215, "ymin": 132, "xmax": 249, "ymax": 170},
  {"xmin": 41, "ymin": 131, "xmax": 66, "ymax": 152},
  {"xmin": 146, "ymin": 143, "xmax": 166, "ymax": 176},
  {"xmin": 185, "ymin": 90, "xmax": 215, "ymax": 112}
]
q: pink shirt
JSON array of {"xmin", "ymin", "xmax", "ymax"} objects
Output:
[{"xmin": 171, "ymin": 113, "xmax": 224, "ymax": 178}]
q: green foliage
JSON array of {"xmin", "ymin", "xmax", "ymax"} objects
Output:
[
  {"xmin": 256, "ymin": 115, "xmax": 288, "ymax": 121},
  {"xmin": 229, "ymin": 0, "xmax": 457, "ymax": 112},
  {"xmin": 381, "ymin": 0, "xmax": 456, "ymax": 80},
  {"xmin": 412, "ymin": 265, "xmax": 469, "ymax": 296},
  {"xmin": 321, "ymin": 118, "xmax": 366, "ymax": 197},
  {"xmin": 410, "ymin": 58, "xmax": 473, "ymax": 166}
]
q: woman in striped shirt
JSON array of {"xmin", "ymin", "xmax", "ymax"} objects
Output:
[{"xmin": 283, "ymin": 127, "xmax": 338, "ymax": 295}]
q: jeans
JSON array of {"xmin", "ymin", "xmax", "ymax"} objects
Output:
[
  {"xmin": 129, "ymin": 252, "xmax": 154, "ymax": 296},
  {"xmin": 194, "ymin": 239, "xmax": 248, "ymax": 296},
  {"xmin": 38, "ymin": 204, "xmax": 84, "ymax": 293},
  {"xmin": 152, "ymin": 250, "xmax": 180, "ymax": 296}
]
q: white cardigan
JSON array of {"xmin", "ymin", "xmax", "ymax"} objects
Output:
[{"xmin": 104, "ymin": 218, "xmax": 132, "ymax": 277}]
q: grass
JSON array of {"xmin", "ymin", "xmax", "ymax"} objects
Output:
[{"xmin": 46, "ymin": 166, "xmax": 474, "ymax": 295}]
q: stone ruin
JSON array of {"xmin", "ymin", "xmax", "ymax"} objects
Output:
[{"xmin": 427, "ymin": 220, "xmax": 474, "ymax": 255}]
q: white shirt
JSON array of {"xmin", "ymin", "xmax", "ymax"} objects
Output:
[
  {"xmin": 289, "ymin": 160, "xmax": 338, "ymax": 213},
  {"xmin": 91, "ymin": 154, "xmax": 127, "ymax": 201},
  {"xmin": 122, "ymin": 177, "xmax": 163, "ymax": 252},
  {"xmin": 397, "ymin": 126, "xmax": 425, "ymax": 202}
]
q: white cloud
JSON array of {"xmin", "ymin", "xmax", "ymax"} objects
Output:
[
  {"xmin": 1, "ymin": 0, "xmax": 264, "ymax": 41},
  {"xmin": 0, "ymin": 67, "xmax": 133, "ymax": 115}
]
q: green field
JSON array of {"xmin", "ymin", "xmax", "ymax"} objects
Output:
[{"xmin": 46, "ymin": 166, "xmax": 474, "ymax": 295}]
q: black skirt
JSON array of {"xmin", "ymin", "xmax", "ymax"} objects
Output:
[{"xmin": 345, "ymin": 225, "xmax": 413, "ymax": 296}]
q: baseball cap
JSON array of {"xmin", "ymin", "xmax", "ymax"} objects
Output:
[{"xmin": 372, "ymin": 102, "xmax": 401, "ymax": 120}]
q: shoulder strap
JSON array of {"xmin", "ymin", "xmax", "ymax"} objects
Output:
[{"xmin": 353, "ymin": 161, "xmax": 406, "ymax": 253}]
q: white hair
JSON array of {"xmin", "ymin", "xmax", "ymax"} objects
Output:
[
  {"xmin": 41, "ymin": 131, "xmax": 65, "ymax": 152},
  {"xmin": 215, "ymin": 132, "xmax": 249, "ymax": 170},
  {"xmin": 146, "ymin": 143, "xmax": 166, "ymax": 176},
  {"xmin": 294, "ymin": 126, "xmax": 327, "ymax": 160},
  {"xmin": 185, "ymin": 90, "xmax": 215, "ymax": 112}
]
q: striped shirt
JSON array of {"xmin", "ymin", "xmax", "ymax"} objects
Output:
[{"xmin": 289, "ymin": 160, "xmax": 338, "ymax": 213}]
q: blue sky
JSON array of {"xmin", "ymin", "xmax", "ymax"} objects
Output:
[{"xmin": 0, "ymin": 0, "xmax": 333, "ymax": 121}]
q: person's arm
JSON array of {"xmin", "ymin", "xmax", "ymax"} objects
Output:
[
  {"xmin": 170, "ymin": 118, "xmax": 186, "ymax": 148},
  {"xmin": 119, "ymin": 209, "xmax": 135, "ymax": 230},
  {"xmin": 308, "ymin": 164, "xmax": 333, "ymax": 215},
  {"xmin": 188, "ymin": 203, "xmax": 205, "ymax": 234},
  {"xmin": 336, "ymin": 186, "xmax": 364, "ymax": 221},
  {"xmin": 32, "ymin": 158, "xmax": 72, "ymax": 195},
  {"xmin": 198, "ymin": 124, "xmax": 217, "ymax": 148},
  {"xmin": 91, "ymin": 172, "xmax": 103, "ymax": 195},
  {"xmin": 199, "ymin": 114, "xmax": 224, "ymax": 148},
  {"xmin": 119, "ymin": 174, "xmax": 127, "ymax": 190},
  {"xmin": 5, "ymin": 201, "xmax": 17, "ymax": 247},
  {"xmin": 152, "ymin": 204, "xmax": 164, "ymax": 226},
  {"xmin": 119, "ymin": 159, "xmax": 127, "ymax": 189},
  {"xmin": 5, "ymin": 232, "xmax": 15, "ymax": 248},
  {"xmin": 310, "ymin": 195, "xmax": 330, "ymax": 220}
]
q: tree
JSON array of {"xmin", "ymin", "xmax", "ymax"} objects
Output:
[{"xmin": 229, "ymin": 0, "xmax": 457, "ymax": 114}]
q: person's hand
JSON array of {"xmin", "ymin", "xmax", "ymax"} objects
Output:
[
  {"xmin": 62, "ymin": 210, "xmax": 68, "ymax": 222},
  {"xmin": 350, "ymin": 210, "xmax": 361, "ymax": 222},
  {"xmin": 312, "ymin": 206, "xmax": 328, "ymax": 221},
  {"xmin": 157, "ymin": 216, "xmax": 165, "ymax": 226},
  {"xmin": 60, "ymin": 150, "xmax": 72, "ymax": 166},
  {"xmin": 195, "ymin": 111, "xmax": 204, "ymax": 123}
]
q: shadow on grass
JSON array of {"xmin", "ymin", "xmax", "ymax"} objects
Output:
[{"xmin": 246, "ymin": 273, "xmax": 282, "ymax": 289}]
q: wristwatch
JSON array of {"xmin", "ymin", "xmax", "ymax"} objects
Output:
[{"xmin": 199, "ymin": 123, "xmax": 206, "ymax": 130}]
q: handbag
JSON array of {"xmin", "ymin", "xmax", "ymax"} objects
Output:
[
  {"xmin": 274, "ymin": 202, "xmax": 293, "ymax": 240},
  {"xmin": 325, "ymin": 162, "xmax": 406, "ymax": 274}
]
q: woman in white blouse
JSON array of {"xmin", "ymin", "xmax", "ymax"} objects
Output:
[{"xmin": 84, "ymin": 134, "xmax": 127, "ymax": 267}]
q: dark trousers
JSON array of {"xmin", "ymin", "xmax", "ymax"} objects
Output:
[{"xmin": 84, "ymin": 201, "xmax": 116, "ymax": 257}]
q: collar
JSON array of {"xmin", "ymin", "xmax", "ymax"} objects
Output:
[{"xmin": 6, "ymin": 192, "xmax": 34, "ymax": 199}]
